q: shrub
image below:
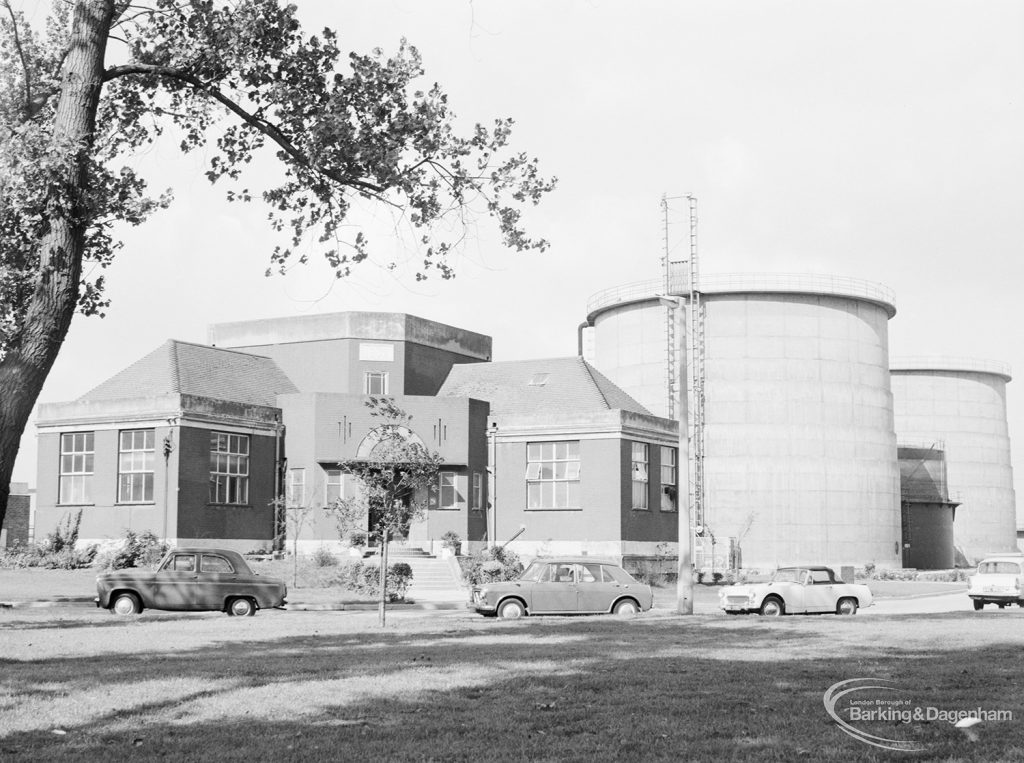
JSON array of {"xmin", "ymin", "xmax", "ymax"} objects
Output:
[
  {"xmin": 441, "ymin": 530, "xmax": 461, "ymax": 549},
  {"xmin": 97, "ymin": 531, "xmax": 169, "ymax": 571},
  {"xmin": 712, "ymin": 571, "xmax": 724, "ymax": 584},
  {"xmin": 42, "ymin": 510, "xmax": 82, "ymax": 554},
  {"xmin": 460, "ymin": 546, "xmax": 523, "ymax": 585},
  {"xmin": 332, "ymin": 561, "xmax": 413, "ymax": 601},
  {"xmin": 0, "ymin": 512, "xmax": 97, "ymax": 569},
  {"xmin": 310, "ymin": 546, "xmax": 338, "ymax": 567}
]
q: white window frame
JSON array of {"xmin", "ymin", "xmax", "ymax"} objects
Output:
[
  {"xmin": 209, "ymin": 432, "xmax": 250, "ymax": 505},
  {"xmin": 364, "ymin": 371, "xmax": 390, "ymax": 395},
  {"xmin": 59, "ymin": 432, "xmax": 94, "ymax": 505},
  {"xmin": 631, "ymin": 442, "xmax": 649, "ymax": 510},
  {"xmin": 660, "ymin": 446, "xmax": 676, "ymax": 487},
  {"xmin": 118, "ymin": 429, "xmax": 155, "ymax": 503},
  {"xmin": 472, "ymin": 472, "xmax": 483, "ymax": 511},
  {"xmin": 325, "ymin": 469, "xmax": 344, "ymax": 505},
  {"xmin": 526, "ymin": 441, "xmax": 581, "ymax": 510},
  {"xmin": 286, "ymin": 467, "xmax": 306, "ymax": 508},
  {"xmin": 439, "ymin": 471, "xmax": 458, "ymax": 510}
]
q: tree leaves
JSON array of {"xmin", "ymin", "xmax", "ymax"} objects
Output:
[{"xmin": 0, "ymin": 0, "xmax": 555, "ymax": 360}]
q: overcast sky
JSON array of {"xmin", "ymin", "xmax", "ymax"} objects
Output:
[{"xmin": 12, "ymin": 1, "xmax": 1024, "ymax": 518}]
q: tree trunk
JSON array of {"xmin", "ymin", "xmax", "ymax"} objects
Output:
[
  {"xmin": 378, "ymin": 526, "xmax": 389, "ymax": 627},
  {"xmin": 0, "ymin": 0, "xmax": 114, "ymax": 531}
]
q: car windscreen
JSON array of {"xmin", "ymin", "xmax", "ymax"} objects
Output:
[
  {"xmin": 771, "ymin": 569, "xmax": 803, "ymax": 584},
  {"xmin": 978, "ymin": 561, "xmax": 1022, "ymax": 575},
  {"xmin": 518, "ymin": 562, "xmax": 547, "ymax": 583}
]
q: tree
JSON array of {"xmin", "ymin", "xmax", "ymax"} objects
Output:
[
  {"xmin": 330, "ymin": 397, "xmax": 442, "ymax": 626},
  {"xmin": 0, "ymin": 0, "xmax": 554, "ymax": 530}
]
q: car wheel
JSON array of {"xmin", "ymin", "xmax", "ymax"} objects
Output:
[
  {"xmin": 998, "ymin": 603, "xmax": 1006, "ymax": 609},
  {"xmin": 759, "ymin": 597, "xmax": 784, "ymax": 617},
  {"xmin": 836, "ymin": 598, "xmax": 858, "ymax": 615},
  {"xmin": 612, "ymin": 599, "xmax": 639, "ymax": 616},
  {"xmin": 973, "ymin": 600, "xmax": 984, "ymax": 611},
  {"xmin": 228, "ymin": 597, "xmax": 257, "ymax": 617},
  {"xmin": 497, "ymin": 599, "xmax": 526, "ymax": 619},
  {"xmin": 111, "ymin": 592, "xmax": 142, "ymax": 616}
]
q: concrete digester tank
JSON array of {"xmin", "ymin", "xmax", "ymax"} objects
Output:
[
  {"xmin": 890, "ymin": 358, "xmax": 1017, "ymax": 563},
  {"xmin": 584, "ymin": 273, "xmax": 902, "ymax": 569}
]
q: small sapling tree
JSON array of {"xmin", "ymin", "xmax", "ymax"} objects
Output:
[{"xmin": 330, "ymin": 397, "xmax": 442, "ymax": 626}]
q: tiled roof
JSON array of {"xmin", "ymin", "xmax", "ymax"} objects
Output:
[
  {"xmin": 79, "ymin": 340, "xmax": 297, "ymax": 407},
  {"xmin": 438, "ymin": 356, "xmax": 652, "ymax": 416}
]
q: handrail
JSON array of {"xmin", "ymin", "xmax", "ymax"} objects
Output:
[
  {"xmin": 586, "ymin": 272, "xmax": 897, "ymax": 319},
  {"xmin": 891, "ymin": 357, "xmax": 1012, "ymax": 380}
]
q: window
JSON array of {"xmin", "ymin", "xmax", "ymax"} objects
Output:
[
  {"xmin": 364, "ymin": 371, "xmax": 389, "ymax": 395},
  {"xmin": 118, "ymin": 430, "xmax": 155, "ymax": 503},
  {"xmin": 438, "ymin": 471, "xmax": 460, "ymax": 510},
  {"xmin": 526, "ymin": 441, "xmax": 581, "ymax": 510},
  {"xmin": 200, "ymin": 554, "xmax": 234, "ymax": 573},
  {"xmin": 325, "ymin": 469, "xmax": 344, "ymax": 505},
  {"xmin": 661, "ymin": 446, "xmax": 676, "ymax": 486},
  {"xmin": 286, "ymin": 468, "xmax": 306, "ymax": 507},
  {"xmin": 472, "ymin": 472, "xmax": 483, "ymax": 511},
  {"xmin": 169, "ymin": 554, "xmax": 196, "ymax": 572},
  {"xmin": 660, "ymin": 445, "xmax": 677, "ymax": 512},
  {"xmin": 59, "ymin": 432, "xmax": 94, "ymax": 504},
  {"xmin": 209, "ymin": 432, "xmax": 249, "ymax": 505},
  {"xmin": 631, "ymin": 442, "xmax": 649, "ymax": 510}
]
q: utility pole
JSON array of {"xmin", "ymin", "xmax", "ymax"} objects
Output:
[{"xmin": 658, "ymin": 193, "xmax": 705, "ymax": 613}]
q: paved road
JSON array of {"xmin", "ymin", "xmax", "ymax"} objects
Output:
[{"xmin": 863, "ymin": 590, "xmax": 972, "ymax": 615}]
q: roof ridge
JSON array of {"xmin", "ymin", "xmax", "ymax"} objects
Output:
[
  {"xmin": 168, "ymin": 340, "xmax": 181, "ymax": 393},
  {"xmin": 175, "ymin": 338, "xmax": 275, "ymax": 360},
  {"xmin": 577, "ymin": 356, "xmax": 611, "ymax": 409}
]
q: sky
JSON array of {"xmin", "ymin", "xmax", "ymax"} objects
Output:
[{"xmin": 11, "ymin": 1, "xmax": 1024, "ymax": 517}]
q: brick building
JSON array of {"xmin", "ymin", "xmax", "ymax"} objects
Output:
[{"xmin": 34, "ymin": 312, "xmax": 679, "ymax": 560}]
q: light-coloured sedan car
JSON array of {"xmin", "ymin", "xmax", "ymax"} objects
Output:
[
  {"xmin": 471, "ymin": 558, "xmax": 654, "ymax": 619},
  {"xmin": 96, "ymin": 547, "xmax": 287, "ymax": 616},
  {"xmin": 719, "ymin": 566, "xmax": 873, "ymax": 616},
  {"xmin": 967, "ymin": 555, "xmax": 1024, "ymax": 610}
]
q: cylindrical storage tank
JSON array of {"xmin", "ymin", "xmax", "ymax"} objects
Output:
[
  {"xmin": 586, "ymin": 273, "xmax": 902, "ymax": 569},
  {"xmin": 890, "ymin": 358, "xmax": 1017, "ymax": 563}
]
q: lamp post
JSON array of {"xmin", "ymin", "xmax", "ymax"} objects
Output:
[{"xmin": 657, "ymin": 295, "xmax": 693, "ymax": 614}]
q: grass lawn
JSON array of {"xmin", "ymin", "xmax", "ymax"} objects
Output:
[{"xmin": 1, "ymin": 604, "xmax": 1021, "ymax": 761}]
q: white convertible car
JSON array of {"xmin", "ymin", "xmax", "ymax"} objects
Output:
[{"xmin": 719, "ymin": 566, "xmax": 873, "ymax": 616}]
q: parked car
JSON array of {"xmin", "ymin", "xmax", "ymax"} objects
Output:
[
  {"xmin": 96, "ymin": 547, "xmax": 287, "ymax": 616},
  {"xmin": 719, "ymin": 566, "xmax": 873, "ymax": 616},
  {"xmin": 471, "ymin": 558, "xmax": 654, "ymax": 618},
  {"xmin": 967, "ymin": 555, "xmax": 1024, "ymax": 610}
]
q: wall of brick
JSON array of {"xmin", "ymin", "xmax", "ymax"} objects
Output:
[
  {"xmin": 176, "ymin": 426, "xmax": 277, "ymax": 543},
  {"xmin": 2, "ymin": 490, "xmax": 30, "ymax": 547}
]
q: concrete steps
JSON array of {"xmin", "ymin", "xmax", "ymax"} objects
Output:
[{"xmin": 367, "ymin": 544, "xmax": 467, "ymax": 600}]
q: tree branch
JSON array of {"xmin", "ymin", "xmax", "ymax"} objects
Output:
[
  {"xmin": 103, "ymin": 62, "xmax": 388, "ymax": 197},
  {"xmin": 1, "ymin": 0, "xmax": 33, "ymax": 118}
]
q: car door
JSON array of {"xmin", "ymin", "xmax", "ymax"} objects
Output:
[
  {"xmin": 194, "ymin": 553, "xmax": 238, "ymax": 610},
  {"xmin": 151, "ymin": 553, "xmax": 199, "ymax": 610},
  {"xmin": 802, "ymin": 569, "xmax": 838, "ymax": 613},
  {"xmin": 529, "ymin": 563, "xmax": 579, "ymax": 613},
  {"xmin": 576, "ymin": 563, "xmax": 618, "ymax": 612}
]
